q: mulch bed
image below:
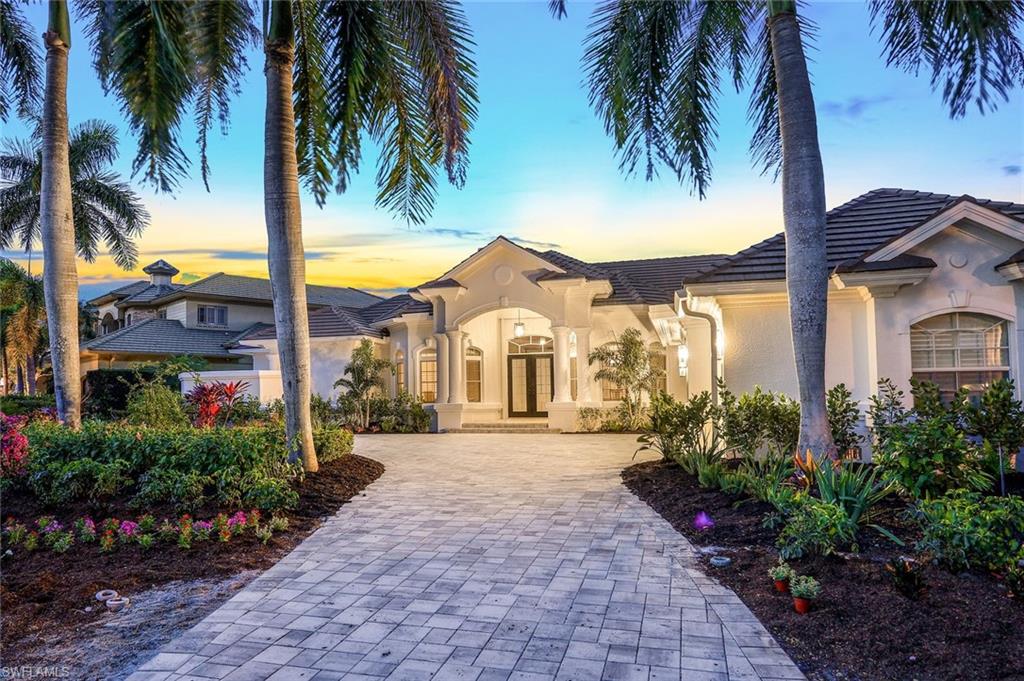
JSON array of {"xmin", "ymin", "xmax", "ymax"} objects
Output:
[
  {"xmin": 1, "ymin": 454, "xmax": 384, "ymax": 665},
  {"xmin": 623, "ymin": 460, "xmax": 1024, "ymax": 681}
]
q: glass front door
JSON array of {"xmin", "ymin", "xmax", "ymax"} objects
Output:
[{"xmin": 508, "ymin": 354, "xmax": 553, "ymax": 417}]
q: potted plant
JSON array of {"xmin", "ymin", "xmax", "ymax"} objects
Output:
[
  {"xmin": 790, "ymin": 575, "xmax": 821, "ymax": 614},
  {"xmin": 768, "ymin": 561, "xmax": 795, "ymax": 593}
]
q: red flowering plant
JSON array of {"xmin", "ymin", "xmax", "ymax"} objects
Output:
[
  {"xmin": 185, "ymin": 381, "xmax": 251, "ymax": 427},
  {"xmin": 0, "ymin": 415, "xmax": 29, "ymax": 479}
]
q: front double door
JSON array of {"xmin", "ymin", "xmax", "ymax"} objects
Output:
[{"xmin": 507, "ymin": 354, "xmax": 553, "ymax": 417}]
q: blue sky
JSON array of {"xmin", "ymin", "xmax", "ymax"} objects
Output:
[{"xmin": 4, "ymin": 1, "xmax": 1022, "ymax": 300}]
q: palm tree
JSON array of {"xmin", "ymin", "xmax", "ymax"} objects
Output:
[
  {"xmin": 334, "ymin": 339, "xmax": 394, "ymax": 429},
  {"xmin": 0, "ymin": 120, "xmax": 150, "ymax": 270},
  {"xmin": 0, "ymin": 259, "xmax": 46, "ymax": 395},
  {"xmin": 80, "ymin": 0, "xmax": 477, "ymax": 471},
  {"xmin": 0, "ymin": 0, "xmax": 39, "ymax": 123},
  {"xmin": 588, "ymin": 328, "xmax": 664, "ymax": 431},
  {"xmin": 559, "ymin": 0, "xmax": 1024, "ymax": 458}
]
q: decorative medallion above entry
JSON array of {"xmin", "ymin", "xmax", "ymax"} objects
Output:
[{"xmin": 493, "ymin": 265, "xmax": 514, "ymax": 286}]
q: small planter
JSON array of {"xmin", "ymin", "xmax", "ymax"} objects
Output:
[
  {"xmin": 793, "ymin": 596, "xmax": 812, "ymax": 614},
  {"xmin": 774, "ymin": 579, "xmax": 789, "ymax": 593},
  {"xmin": 106, "ymin": 596, "xmax": 130, "ymax": 612},
  {"xmin": 95, "ymin": 589, "xmax": 118, "ymax": 602}
]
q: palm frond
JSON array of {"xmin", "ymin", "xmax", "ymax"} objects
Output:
[
  {"xmin": 77, "ymin": 0, "xmax": 117, "ymax": 91},
  {"xmin": 0, "ymin": 0, "xmax": 41, "ymax": 122},
  {"xmin": 68, "ymin": 119, "xmax": 119, "ymax": 179},
  {"xmin": 82, "ymin": 0, "xmax": 195, "ymax": 191},
  {"xmin": 748, "ymin": 22, "xmax": 781, "ymax": 177},
  {"xmin": 73, "ymin": 175, "xmax": 149, "ymax": 269},
  {"xmin": 292, "ymin": 0, "xmax": 334, "ymax": 206},
  {"xmin": 190, "ymin": 0, "xmax": 259, "ymax": 190},
  {"xmin": 323, "ymin": 0, "xmax": 388, "ymax": 193},
  {"xmin": 870, "ymin": 0, "xmax": 1024, "ymax": 117},
  {"xmin": 549, "ymin": 1, "xmax": 567, "ymax": 20},
  {"xmin": 389, "ymin": 0, "xmax": 479, "ymax": 189}
]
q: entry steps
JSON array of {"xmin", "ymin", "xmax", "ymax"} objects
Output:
[{"xmin": 444, "ymin": 421, "xmax": 561, "ymax": 434}]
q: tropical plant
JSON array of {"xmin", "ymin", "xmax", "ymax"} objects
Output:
[
  {"xmin": 885, "ymin": 557, "xmax": 927, "ymax": 600},
  {"xmin": 0, "ymin": 259, "xmax": 45, "ymax": 395},
  {"xmin": 589, "ymin": 328, "xmax": 664, "ymax": 430},
  {"xmin": 556, "ymin": 0, "xmax": 1024, "ymax": 459},
  {"xmin": 125, "ymin": 383, "xmax": 189, "ymax": 429},
  {"xmin": 867, "ymin": 378, "xmax": 908, "ymax": 451},
  {"xmin": 768, "ymin": 560, "xmax": 794, "ymax": 583},
  {"xmin": 334, "ymin": 339, "xmax": 394, "ymax": 430},
  {"xmin": 718, "ymin": 383, "xmax": 799, "ymax": 457},
  {"xmin": 0, "ymin": 120, "xmax": 150, "ymax": 269},
  {"xmin": 0, "ymin": 0, "xmax": 39, "ymax": 124}
]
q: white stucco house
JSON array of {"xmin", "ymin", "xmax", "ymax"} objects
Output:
[{"xmin": 83, "ymin": 188, "xmax": 1024, "ymax": 432}]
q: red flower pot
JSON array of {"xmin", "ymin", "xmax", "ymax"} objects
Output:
[
  {"xmin": 793, "ymin": 597, "xmax": 812, "ymax": 614},
  {"xmin": 774, "ymin": 579, "xmax": 789, "ymax": 593}
]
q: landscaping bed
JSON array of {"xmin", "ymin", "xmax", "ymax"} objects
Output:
[
  {"xmin": 1, "ymin": 453, "xmax": 384, "ymax": 667},
  {"xmin": 624, "ymin": 460, "xmax": 1024, "ymax": 681}
]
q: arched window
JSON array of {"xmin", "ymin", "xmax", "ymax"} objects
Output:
[
  {"xmin": 507, "ymin": 335, "xmax": 552, "ymax": 354},
  {"xmin": 911, "ymin": 312, "xmax": 1011, "ymax": 401},
  {"xmin": 395, "ymin": 350, "xmax": 405, "ymax": 394},
  {"xmin": 650, "ymin": 342, "xmax": 667, "ymax": 394},
  {"xmin": 466, "ymin": 347, "xmax": 482, "ymax": 403},
  {"xmin": 419, "ymin": 348, "xmax": 437, "ymax": 403}
]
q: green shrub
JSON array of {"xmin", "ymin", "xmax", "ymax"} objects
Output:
[
  {"xmin": 83, "ymin": 368, "xmax": 179, "ymax": 419},
  {"xmin": 913, "ymin": 491, "xmax": 1024, "ymax": 572},
  {"xmin": 736, "ymin": 451, "xmax": 794, "ymax": 503},
  {"xmin": 777, "ymin": 495, "xmax": 857, "ymax": 559},
  {"xmin": 126, "ymin": 383, "xmax": 189, "ymax": 428},
  {"xmin": 23, "ymin": 421, "xmax": 299, "ymax": 511},
  {"xmin": 0, "ymin": 394, "xmax": 55, "ymax": 415},
  {"xmin": 132, "ymin": 469, "xmax": 211, "ymax": 512},
  {"xmin": 873, "ymin": 417, "xmax": 991, "ymax": 499},
  {"xmin": 718, "ymin": 383, "xmax": 799, "ymax": 457},
  {"xmin": 827, "ymin": 383, "xmax": 863, "ymax": 455},
  {"xmin": 29, "ymin": 457, "xmax": 132, "ymax": 506},
  {"xmin": 637, "ymin": 391, "xmax": 724, "ymax": 472},
  {"xmin": 576, "ymin": 407, "xmax": 604, "ymax": 433},
  {"xmin": 241, "ymin": 477, "xmax": 299, "ymax": 512},
  {"xmin": 313, "ymin": 426, "xmax": 354, "ymax": 464}
]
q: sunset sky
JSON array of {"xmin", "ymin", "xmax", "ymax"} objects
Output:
[{"xmin": 4, "ymin": 1, "xmax": 1022, "ymax": 301}]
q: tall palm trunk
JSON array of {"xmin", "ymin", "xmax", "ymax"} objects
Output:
[
  {"xmin": 27, "ymin": 353, "xmax": 37, "ymax": 396},
  {"xmin": 15, "ymin": 364, "xmax": 24, "ymax": 394},
  {"xmin": 264, "ymin": 1, "xmax": 317, "ymax": 472},
  {"xmin": 767, "ymin": 2, "xmax": 834, "ymax": 458},
  {"xmin": 40, "ymin": 1, "xmax": 81, "ymax": 428}
]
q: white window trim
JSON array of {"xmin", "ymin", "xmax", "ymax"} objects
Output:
[
  {"xmin": 466, "ymin": 346, "xmax": 483, "ymax": 403},
  {"xmin": 197, "ymin": 304, "xmax": 229, "ymax": 328}
]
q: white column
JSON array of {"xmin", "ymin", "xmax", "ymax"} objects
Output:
[
  {"xmin": 552, "ymin": 325, "xmax": 572, "ymax": 403},
  {"xmin": 574, "ymin": 327, "xmax": 592, "ymax": 403},
  {"xmin": 433, "ymin": 333, "xmax": 449, "ymax": 403},
  {"xmin": 447, "ymin": 328, "xmax": 465, "ymax": 403}
]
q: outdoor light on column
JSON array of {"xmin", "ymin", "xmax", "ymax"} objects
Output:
[{"xmin": 677, "ymin": 345, "xmax": 688, "ymax": 377}]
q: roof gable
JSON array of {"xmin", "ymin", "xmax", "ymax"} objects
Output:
[
  {"xmin": 689, "ymin": 189, "xmax": 1024, "ymax": 285},
  {"xmin": 417, "ymin": 237, "xmax": 568, "ymax": 290}
]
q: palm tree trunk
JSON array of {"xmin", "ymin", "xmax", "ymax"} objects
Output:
[
  {"xmin": 767, "ymin": 2, "xmax": 835, "ymax": 459},
  {"xmin": 16, "ymin": 364, "xmax": 24, "ymax": 394},
  {"xmin": 40, "ymin": 1, "xmax": 82, "ymax": 428},
  {"xmin": 264, "ymin": 1, "xmax": 317, "ymax": 472},
  {"xmin": 27, "ymin": 353, "xmax": 37, "ymax": 396},
  {"xmin": 1, "ymin": 343, "xmax": 8, "ymax": 395}
]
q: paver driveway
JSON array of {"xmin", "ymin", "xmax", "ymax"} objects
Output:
[{"xmin": 130, "ymin": 434, "xmax": 803, "ymax": 681}]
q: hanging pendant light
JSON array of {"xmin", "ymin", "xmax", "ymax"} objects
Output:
[{"xmin": 513, "ymin": 308, "xmax": 526, "ymax": 337}]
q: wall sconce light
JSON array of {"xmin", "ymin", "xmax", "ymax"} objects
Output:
[{"xmin": 677, "ymin": 345, "xmax": 688, "ymax": 377}]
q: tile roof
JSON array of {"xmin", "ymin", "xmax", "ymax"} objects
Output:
[
  {"xmin": 147, "ymin": 272, "xmax": 383, "ymax": 308},
  {"xmin": 87, "ymin": 280, "xmax": 152, "ymax": 305},
  {"xmin": 117, "ymin": 283, "xmax": 184, "ymax": 305},
  {"xmin": 688, "ymin": 189, "xmax": 1024, "ymax": 285},
  {"xmin": 242, "ymin": 294, "xmax": 432, "ymax": 342},
  {"xmin": 81, "ymin": 319, "xmax": 244, "ymax": 358}
]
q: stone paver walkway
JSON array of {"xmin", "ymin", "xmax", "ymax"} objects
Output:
[{"xmin": 128, "ymin": 434, "xmax": 803, "ymax": 681}]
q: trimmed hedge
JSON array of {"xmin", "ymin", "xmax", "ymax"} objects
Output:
[
  {"xmin": 0, "ymin": 394, "xmax": 55, "ymax": 416},
  {"xmin": 23, "ymin": 420, "xmax": 300, "ymax": 511}
]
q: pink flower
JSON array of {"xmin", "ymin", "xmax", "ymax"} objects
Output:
[
  {"xmin": 693, "ymin": 511, "xmax": 715, "ymax": 532},
  {"xmin": 118, "ymin": 520, "xmax": 140, "ymax": 537},
  {"xmin": 227, "ymin": 511, "xmax": 247, "ymax": 527},
  {"xmin": 84, "ymin": 518, "xmax": 96, "ymax": 531},
  {"xmin": 194, "ymin": 521, "xmax": 213, "ymax": 531},
  {"xmin": 42, "ymin": 520, "xmax": 63, "ymax": 534}
]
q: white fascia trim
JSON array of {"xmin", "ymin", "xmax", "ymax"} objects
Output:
[
  {"xmin": 684, "ymin": 279, "xmax": 788, "ymax": 297},
  {"xmin": 866, "ymin": 202, "xmax": 1024, "ymax": 262},
  {"xmin": 997, "ymin": 262, "xmax": 1024, "ymax": 282}
]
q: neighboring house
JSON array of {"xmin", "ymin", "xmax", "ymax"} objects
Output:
[
  {"xmin": 81, "ymin": 259, "xmax": 381, "ymax": 382},
  {"xmin": 92, "ymin": 187, "xmax": 1024, "ymax": 433}
]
